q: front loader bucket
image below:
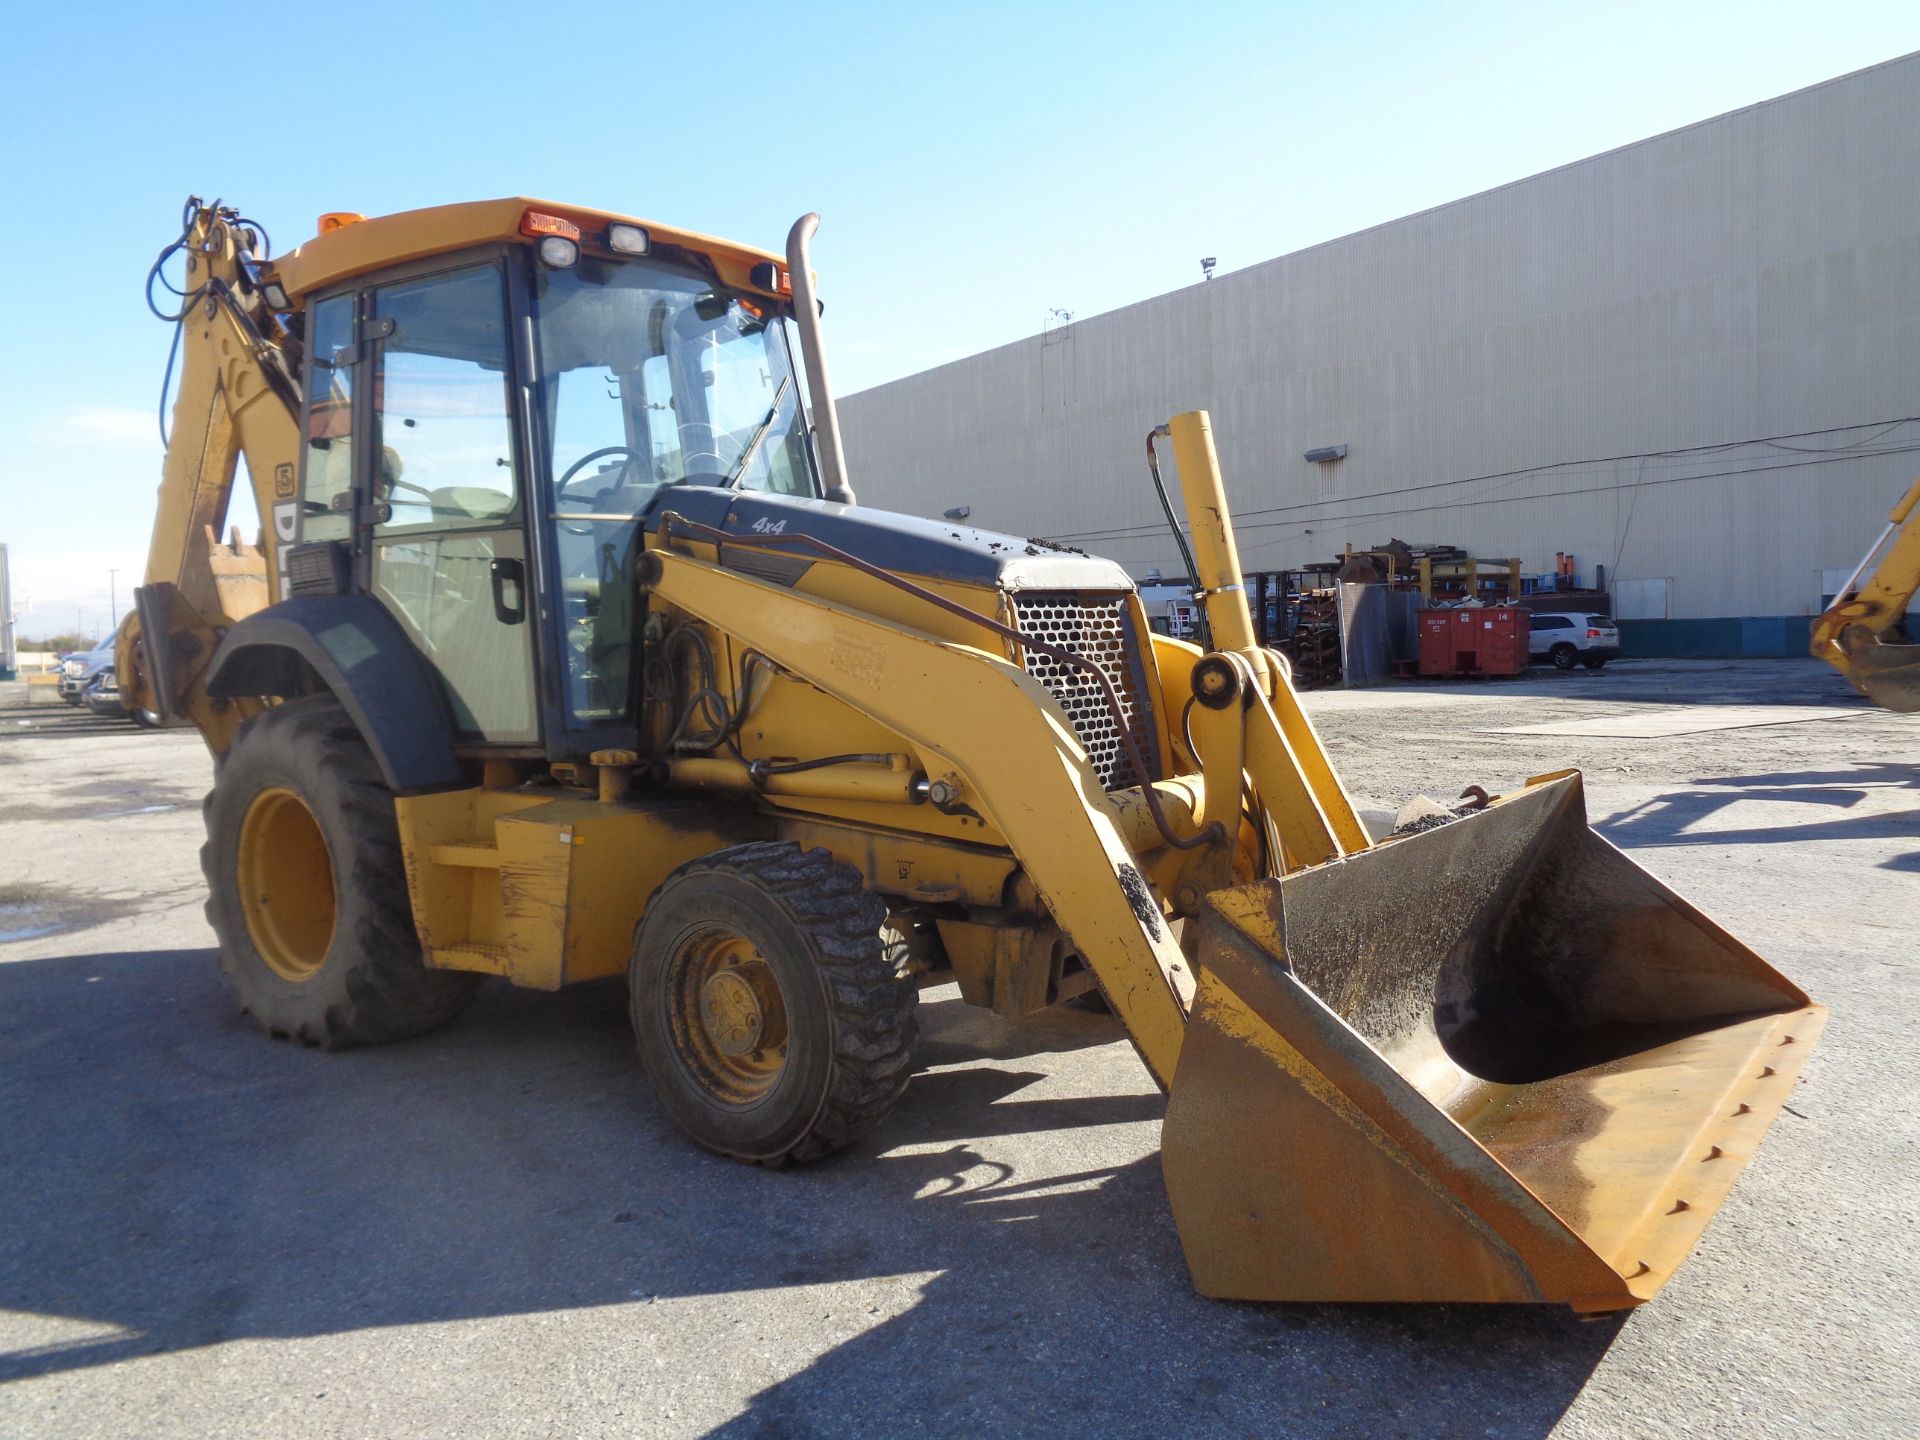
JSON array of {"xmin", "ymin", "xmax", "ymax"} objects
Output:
[{"xmin": 1162, "ymin": 772, "xmax": 1821, "ymax": 1311}]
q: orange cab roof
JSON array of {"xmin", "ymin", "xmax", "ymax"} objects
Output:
[{"xmin": 268, "ymin": 197, "xmax": 790, "ymax": 302}]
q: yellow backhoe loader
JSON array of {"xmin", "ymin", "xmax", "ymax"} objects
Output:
[
  {"xmin": 125, "ymin": 196, "xmax": 1822, "ymax": 1312},
  {"xmin": 1812, "ymin": 475, "xmax": 1920, "ymax": 711}
]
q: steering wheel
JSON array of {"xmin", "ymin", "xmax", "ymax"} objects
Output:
[
  {"xmin": 557, "ymin": 445, "xmax": 641, "ymax": 501},
  {"xmin": 556, "ymin": 445, "xmax": 647, "ymax": 534},
  {"xmin": 676, "ymin": 421, "xmax": 743, "ymax": 481}
]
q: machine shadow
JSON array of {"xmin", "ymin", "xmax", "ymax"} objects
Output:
[
  {"xmin": 1596, "ymin": 763, "xmax": 1920, "ymax": 851},
  {"xmin": 0, "ymin": 947, "xmax": 1617, "ymax": 1435}
]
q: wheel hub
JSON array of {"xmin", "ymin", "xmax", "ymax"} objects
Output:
[
  {"xmin": 671, "ymin": 930, "xmax": 790, "ymax": 1104},
  {"xmin": 700, "ymin": 969, "xmax": 767, "ymax": 1056}
]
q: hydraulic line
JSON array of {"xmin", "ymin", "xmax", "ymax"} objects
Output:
[
  {"xmin": 1146, "ymin": 425, "xmax": 1209, "ymax": 649},
  {"xmin": 146, "ymin": 198, "xmax": 298, "ymax": 445},
  {"xmin": 655, "ymin": 513, "xmax": 1220, "ymax": 853}
]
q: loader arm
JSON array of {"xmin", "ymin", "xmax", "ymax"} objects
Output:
[
  {"xmin": 1811, "ymin": 474, "xmax": 1920, "ymax": 711},
  {"xmin": 121, "ymin": 201, "xmax": 303, "ymax": 746},
  {"xmin": 642, "ymin": 543, "xmax": 1197, "ymax": 1086}
]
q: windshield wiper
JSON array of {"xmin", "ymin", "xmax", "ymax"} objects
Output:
[{"xmin": 722, "ymin": 375, "xmax": 792, "ymax": 488}]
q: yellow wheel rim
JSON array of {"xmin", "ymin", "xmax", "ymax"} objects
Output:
[
  {"xmin": 669, "ymin": 928, "xmax": 789, "ymax": 1105},
  {"xmin": 237, "ymin": 786, "xmax": 336, "ymax": 982}
]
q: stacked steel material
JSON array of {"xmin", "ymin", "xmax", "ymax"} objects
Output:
[{"xmin": 1284, "ymin": 591, "xmax": 1342, "ymax": 687}]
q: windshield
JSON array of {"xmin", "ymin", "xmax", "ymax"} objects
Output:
[{"xmin": 532, "ymin": 253, "xmax": 814, "ymax": 725}]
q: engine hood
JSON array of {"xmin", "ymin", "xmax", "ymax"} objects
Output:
[{"xmin": 648, "ymin": 486, "xmax": 1135, "ymax": 592}]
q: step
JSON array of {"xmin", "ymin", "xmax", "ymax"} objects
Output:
[{"xmin": 427, "ymin": 842, "xmax": 502, "ymax": 869}]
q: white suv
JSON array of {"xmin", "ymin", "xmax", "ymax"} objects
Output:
[{"xmin": 1528, "ymin": 612, "xmax": 1620, "ymax": 670}]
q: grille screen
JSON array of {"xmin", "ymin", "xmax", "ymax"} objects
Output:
[{"xmin": 1010, "ymin": 592, "xmax": 1159, "ymax": 791}]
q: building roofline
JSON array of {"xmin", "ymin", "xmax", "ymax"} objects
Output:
[{"xmin": 844, "ymin": 48, "xmax": 1920, "ymax": 400}]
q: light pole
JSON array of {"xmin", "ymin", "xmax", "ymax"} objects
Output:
[{"xmin": 108, "ymin": 568, "xmax": 118, "ymax": 630}]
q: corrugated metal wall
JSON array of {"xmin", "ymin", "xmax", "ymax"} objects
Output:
[{"xmin": 838, "ymin": 54, "xmax": 1920, "ymax": 624}]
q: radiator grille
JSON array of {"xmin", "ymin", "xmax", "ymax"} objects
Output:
[{"xmin": 1010, "ymin": 592, "xmax": 1159, "ymax": 791}]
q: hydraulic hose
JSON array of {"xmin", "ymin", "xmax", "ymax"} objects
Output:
[
  {"xmin": 1146, "ymin": 426, "xmax": 1209, "ymax": 649},
  {"xmin": 654, "ymin": 512, "xmax": 1221, "ymax": 853}
]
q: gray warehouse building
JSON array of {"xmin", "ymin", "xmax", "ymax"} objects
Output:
[{"xmin": 839, "ymin": 54, "xmax": 1920, "ymax": 656}]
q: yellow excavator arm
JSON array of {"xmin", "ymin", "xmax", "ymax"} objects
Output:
[
  {"xmin": 118, "ymin": 201, "xmax": 301, "ymax": 745},
  {"xmin": 1812, "ymin": 475, "xmax": 1920, "ymax": 710}
]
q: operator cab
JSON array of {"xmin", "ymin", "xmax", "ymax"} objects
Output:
[
  {"xmin": 537, "ymin": 250, "xmax": 814, "ymax": 729},
  {"xmin": 289, "ymin": 214, "xmax": 819, "ymax": 762}
]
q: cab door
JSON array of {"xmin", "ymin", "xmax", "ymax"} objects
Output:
[{"xmin": 364, "ymin": 263, "xmax": 538, "ymax": 744}]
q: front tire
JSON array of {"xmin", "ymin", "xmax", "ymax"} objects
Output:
[
  {"xmin": 202, "ymin": 695, "xmax": 481, "ymax": 1048},
  {"xmin": 1550, "ymin": 644, "xmax": 1578, "ymax": 670},
  {"xmin": 1582, "ymin": 656, "xmax": 1608, "ymax": 670},
  {"xmin": 631, "ymin": 842, "xmax": 918, "ymax": 1166}
]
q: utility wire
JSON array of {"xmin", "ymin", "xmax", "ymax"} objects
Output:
[
  {"xmin": 1212, "ymin": 443, "xmax": 1920, "ymax": 556},
  {"xmin": 1042, "ymin": 419, "xmax": 1920, "ymax": 546}
]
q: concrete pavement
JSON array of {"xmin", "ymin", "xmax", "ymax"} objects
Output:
[{"xmin": 0, "ymin": 660, "xmax": 1913, "ymax": 1437}]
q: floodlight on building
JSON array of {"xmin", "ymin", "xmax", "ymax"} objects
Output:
[
  {"xmin": 1200, "ymin": 257, "xmax": 1217, "ymax": 281},
  {"xmin": 943, "ymin": 505, "xmax": 971, "ymax": 521},
  {"xmin": 1303, "ymin": 444, "xmax": 1348, "ymax": 463}
]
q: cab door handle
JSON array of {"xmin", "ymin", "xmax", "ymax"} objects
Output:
[{"xmin": 490, "ymin": 556, "xmax": 526, "ymax": 625}]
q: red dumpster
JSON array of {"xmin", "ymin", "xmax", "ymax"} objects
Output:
[{"xmin": 1416, "ymin": 607, "xmax": 1527, "ymax": 678}]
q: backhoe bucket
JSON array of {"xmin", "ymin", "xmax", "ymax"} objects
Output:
[
  {"xmin": 1842, "ymin": 632, "xmax": 1920, "ymax": 712},
  {"xmin": 1162, "ymin": 772, "xmax": 1821, "ymax": 1311}
]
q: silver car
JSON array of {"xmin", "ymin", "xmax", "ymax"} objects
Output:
[{"xmin": 1528, "ymin": 611, "xmax": 1621, "ymax": 670}]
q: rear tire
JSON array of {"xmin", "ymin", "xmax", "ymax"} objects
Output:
[
  {"xmin": 631, "ymin": 842, "xmax": 917, "ymax": 1166},
  {"xmin": 1550, "ymin": 644, "xmax": 1578, "ymax": 670},
  {"xmin": 202, "ymin": 695, "xmax": 481, "ymax": 1048}
]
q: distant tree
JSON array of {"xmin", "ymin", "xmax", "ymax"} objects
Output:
[{"xmin": 22, "ymin": 632, "xmax": 95, "ymax": 653}]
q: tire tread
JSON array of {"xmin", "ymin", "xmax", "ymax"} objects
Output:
[
  {"xmin": 634, "ymin": 841, "xmax": 917, "ymax": 1166},
  {"xmin": 202, "ymin": 695, "xmax": 479, "ymax": 1049}
]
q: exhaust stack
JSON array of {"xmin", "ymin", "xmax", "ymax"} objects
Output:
[{"xmin": 785, "ymin": 214, "xmax": 854, "ymax": 506}]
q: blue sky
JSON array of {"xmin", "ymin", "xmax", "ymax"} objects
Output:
[{"xmin": 1, "ymin": 1, "xmax": 1914, "ymax": 640}]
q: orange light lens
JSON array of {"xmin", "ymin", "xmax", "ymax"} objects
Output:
[
  {"xmin": 318, "ymin": 212, "xmax": 366, "ymax": 234},
  {"xmin": 520, "ymin": 210, "xmax": 581, "ymax": 241}
]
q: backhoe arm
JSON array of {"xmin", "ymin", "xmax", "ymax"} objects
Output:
[
  {"xmin": 121, "ymin": 200, "xmax": 303, "ymax": 745},
  {"xmin": 1812, "ymin": 475, "xmax": 1920, "ymax": 711}
]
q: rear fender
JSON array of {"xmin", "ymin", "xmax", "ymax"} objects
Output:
[{"xmin": 204, "ymin": 595, "xmax": 464, "ymax": 793}]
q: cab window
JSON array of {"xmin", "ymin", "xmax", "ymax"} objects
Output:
[
  {"xmin": 372, "ymin": 266, "xmax": 517, "ymax": 529},
  {"xmin": 532, "ymin": 254, "xmax": 815, "ymax": 726},
  {"xmin": 298, "ymin": 294, "xmax": 355, "ymax": 544}
]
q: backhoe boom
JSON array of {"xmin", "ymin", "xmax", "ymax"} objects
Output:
[
  {"xmin": 121, "ymin": 201, "xmax": 301, "ymax": 745},
  {"xmin": 1812, "ymin": 474, "xmax": 1920, "ymax": 710}
]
